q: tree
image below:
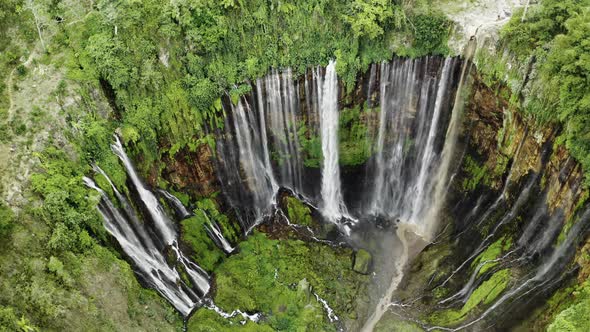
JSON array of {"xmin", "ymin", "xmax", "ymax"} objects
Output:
[
  {"xmin": 24, "ymin": 0, "xmax": 49, "ymax": 51},
  {"xmin": 344, "ymin": 0, "xmax": 396, "ymax": 39}
]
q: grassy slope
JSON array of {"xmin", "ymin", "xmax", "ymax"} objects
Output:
[{"xmin": 0, "ymin": 1, "xmax": 183, "ymax": 330}]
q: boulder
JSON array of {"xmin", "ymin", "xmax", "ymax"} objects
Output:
[{"xmin": 353, "ymin": 249, "xmax": 372, "ymax": 274}]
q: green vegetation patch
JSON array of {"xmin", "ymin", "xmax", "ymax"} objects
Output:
[
  {"xmin": 297, "ymin": 122, "xmax": 322, "ymax": 168},
  {"xmin": 196, "ymin": 197, "xmax": 241, "ymax": 244},
  {"xmin": 548, "ymin": 279, "xmax": 590, "ymax": 332},
  {"xmin": 471, "ymin": 236, "xmax": 512, "ymax": 277},
  {"xmin": 285, "ymin": 196, "xmax": 313, "ymax": 227},
  {"xmin": 0, "ymin": 201, "xmax": 14, "ymax": 240},
  {"xmin": 188, "ymin": 308, "xmax": 274, "ymax": 332},
  {"xmin": 189, "ymin": 231, "xmax": 370, "ymax": 331},
  {"xmin": 374, "ymin": 312, "xmax": 424, "ymax": 332},
  {"xmin": 339, "ymin": 106, "xmax": 373, "ymax": 166},
  {"xmin": 353, "ymin": 249, "xmax": 372, "ymax": 274},
  {"xmin": 429, "ymin": 269, "xmax": 511, "ymax": 326},
  {"xmin": 181, "ymin": 210, "xmax": 226, "ymax": 272},
  {"xmin": 494, "ymin": 0, "xmax": 590, "ymax": 186},
  {"xmin": 461, "ymin": 155, "xmax": 490, "ymax": 191}
]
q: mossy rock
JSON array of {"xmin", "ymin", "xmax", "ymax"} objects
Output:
[
  {"xmin": 353, "ymin": 249, "xmax": 372, "ymax": 274},
  {"xmin": 285, "ymin": 196, "xmax": 313, "ymax": 227}
]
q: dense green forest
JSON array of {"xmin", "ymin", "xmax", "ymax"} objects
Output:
[
  {"xmin": 1, "ymin": 0, "xmax": 590, "ymax": 331},
  {"xmin": 0, "ymin": 1, "xmax": 451, "ymax": 330},
  {"xmin": 483, "ymin": 0, "xmax": 590, "ymax": 184}
]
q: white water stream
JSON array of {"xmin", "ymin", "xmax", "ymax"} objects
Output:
[{"xmin": 319, "ymin": 60, "xmax": 349, "ymax": 224}]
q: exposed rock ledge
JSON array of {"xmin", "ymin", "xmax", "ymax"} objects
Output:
[{"xmin": 436, "ymin": 0, "xmax": 530, "ymax": 54}]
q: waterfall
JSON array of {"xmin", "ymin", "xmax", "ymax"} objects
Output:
[
  {"xmin": 157, "ymin": 190, "xmax": 234, "ymax": 253},
  {"xmin": 158, "ymin": 189, "xmax": 191, "ymax": 219},
  {"xmin": 408, "ymin": 58, "xmax": 453, "ymax": 225},
  {"xmin": 111, "ymin": 136, "xmax": 176, "ymax": 245},
  {"xmin": 86, "ymin": 139, "xmax": 213, "ymax": 316},
  {"xmin": 216, "ymin": 62, "xmax": 336, "ymax": 232},
  {"xmin": 365, "ymin": 57, "xmax": 461, "ymax": 235},
  {"xmin": 319, "ymin": 60, "xmax": 348, "ymax": 224},
  {"xmin": 200, "ymin": 209, "xmax": 235, "ymax": 254},
  {"xmin": 215, "ymin": 56, "xmax": 463, "ymax": 237},
  {"xmin": 421, "ymin": 39, "xmax": 477, "ymax": 240},
  {"xmin": 431, "ymin": 208, "xmax": 590, "ymax": 332},
  {"xmin": 84, "ymin": 175, "xmax": 209, "ymax": 316},
  {"xmin": 231, "ymin": 98, "xmax": 276, "ymax": 216},
  {"xmin": 361, "ymin": 56, "xmax": 463, "ymax": 330}
]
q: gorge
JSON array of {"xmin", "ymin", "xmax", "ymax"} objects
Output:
[{"xmin": 1, "ymin": 0, "xmax": 590, "ymax": 331}]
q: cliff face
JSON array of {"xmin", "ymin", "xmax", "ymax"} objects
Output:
[
  {"xmin": 159, "ymin": 144, "xmax": 218, "ymax": 197},
  {"xmin": 371, "ymin": 68, "xmax": 589, "ymax": 330},
  {"xmin": 465, "ymin": 75, "xmax": 585, "ymax": 221},
  {"xmin": 137, "ymin": 45, "xmax": 589, "ymax": 330}
]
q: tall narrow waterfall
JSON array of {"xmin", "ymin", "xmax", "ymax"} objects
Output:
[
  {"xmin": 319, "ymin": 60, "xmax": 348, "ymax": 224},
  {"xmin": 361, "ymin": 57, "xmax": 462, "ymax": 331},
  {"xmin": 111, "ymin": 136, "xmax": 176, "ymax": 245},
  {"xmin": 85, "ymin": 139, "xmax": 211, "ymax": 316}
]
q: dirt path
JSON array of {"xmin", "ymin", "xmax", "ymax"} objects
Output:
[{"xmin": 6, "ymin": 52, "xmax": 35, "ymax": 121}]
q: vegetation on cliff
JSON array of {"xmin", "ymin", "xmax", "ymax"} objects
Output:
[
  {"xmin": 57, "ymin": 0, "xmax": 451, "ymax": 171},
  {"xmin": 2, "ymin": 0, "xmax": 590, "ymax": 331},
  {"xmin": 188, "ymin": 231, "xmax": 370, "ymax": 331},
  {"xmin": 483, "ymin": 0, "xmax": 590, "ymax": 185},
  {"xmin": 0, "ymin": 1, "xmax": 452, "ymax": 329}
]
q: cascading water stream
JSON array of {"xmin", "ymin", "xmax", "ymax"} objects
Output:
[
  {"xmin": 84, "ymin": 176, "xmax": 208, "ymax": 316},
  {"xmin": 216, "ymin": 61, "xmax": 354, "ymax": 232},
  {"xmin": 408, "ymin": 58, "xmax": 453, "ymax": 227},
  {"xmin": 199, "ymin": 209, "xmax": 235, "ymax": 254},
  {"xmin": 363, "ymin": 56, "xmax": 461, "ymax": 235},
  {"xmin": 157, "ymin": 189, "xmax": 234, "ymax": 253},
  {"xmin": 85, "ymin": 138, "xmax": 213, "ymax": 316},
  {"xmin": 427, "ymin": 208, "xmax": 590, "ymax": 332},
  {"xmin": 111, "ymin": 136, "xmax": 176, "ymax": 245},
  {"xmin": 361, "ymin": 53, "xmax": 468, "ymax": 331},
  {"xmin": 158, "ymin": 189, "xmax": 191, "ymax": 219},
  {"xmin": 319, "ymin": 60, "xmax": 349, "ymax": 225}
]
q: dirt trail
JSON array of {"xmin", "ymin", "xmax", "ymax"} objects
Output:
[{"xmin": 6, "ymin": 53, "xmax": 35, "ymax": 121}]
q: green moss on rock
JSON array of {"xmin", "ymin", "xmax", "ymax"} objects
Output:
[
  {"xmin": 461, "ymin": 155, "xmax": 490, "ymax": 192},
  {"xmin": 374, "ymin": 313, "xmax": 424, "ymax": 332},
  {"xmin": 285, "ymin": 196, "xmax": 313, "ymax": 227},
  {"xmin": 429, "ymin": 269, "xmax": 511, "ymax": 326},
  {"xmin": 548, "ymin": 279, "xmax": 590, "ymax": 332},
  {"xmin": 353, "ymin": 249, "xmax": 372, "ymax": 274},
  {"xmin": 297, "ymin": 123, "xmax": 322, "ymax": 168},
  {"xmin": 180, "ymin": 210, "xmax": 225, "ymax": 272},
  {"xmin": 189, "ymin": 231, "xmax": 370, "ymax": 331},
  {"xmin": 339, "ymin": 106, "xmax": 372, "ymax": 167},
  {"xmin": 471, "ymin": 236, "xmax": 512, "ymax": 277}
]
